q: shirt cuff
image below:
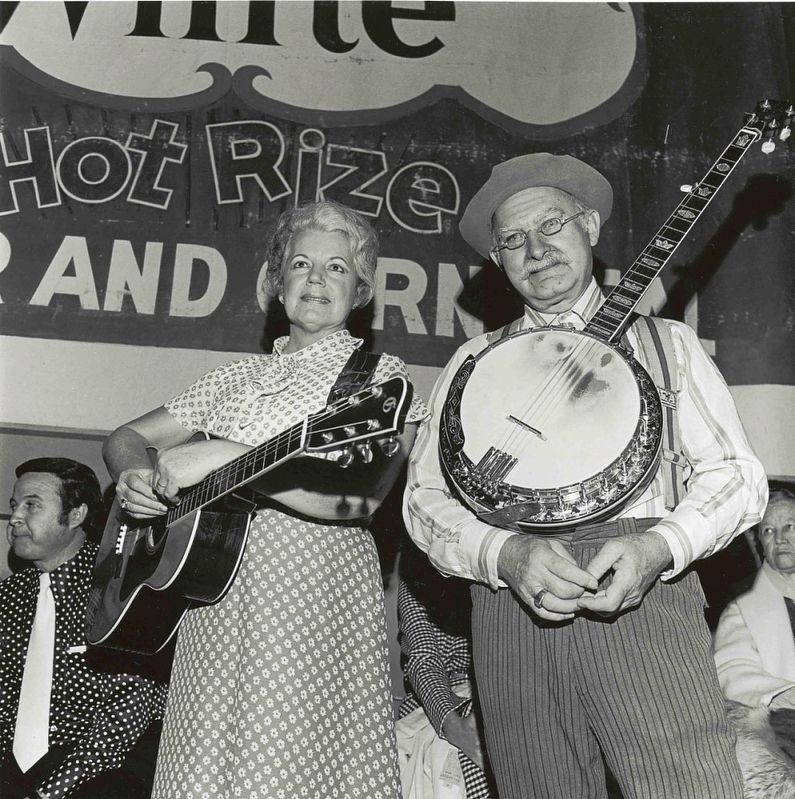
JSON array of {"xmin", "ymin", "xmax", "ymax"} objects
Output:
[
  {"xmin": 438, "ymin": 696, "xmax": 474, "ymax": 740},
  {"xmin": 455, "ymin": 520, "xmax": 519, "ymax": 589},
  {"xmin": 647, "ymin": 505, "xmax": 710, "ymax": 580}
]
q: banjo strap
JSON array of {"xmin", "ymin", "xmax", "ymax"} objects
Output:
[{"xmin": 627, "ymin": 315, "xmax": 686, "ymax": 511}]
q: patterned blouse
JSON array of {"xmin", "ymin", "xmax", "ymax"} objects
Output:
[
  {"xmin": 0, "ymin": 541, "xmax": 168, "ymax": 798},
  {"xmin": 165, "ymin": 329, "xmax": 428, "ymax": 445}
]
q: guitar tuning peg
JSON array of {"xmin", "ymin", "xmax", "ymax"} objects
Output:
[
  {"xmin": 380, "ymin": 436, "xmax": 400, "ymax": 458},
  {"xmin": 337, "ymin": 447, "xmax": 354, "ymax": 469},
  {"xmin": 356, "ymin": 442, "xmax": 374, "ymax": 464},
  {"xmin": 780, "ymin": 125, "xmax": 791, "ymax": 142},
  {"xmin": 761, "ymin": 139, "xmax": 776, "ymax": 154}
]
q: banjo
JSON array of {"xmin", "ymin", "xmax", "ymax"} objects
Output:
[{"xmin": 440, "ymin": 99, "xmax": 792, "ymax": 533}]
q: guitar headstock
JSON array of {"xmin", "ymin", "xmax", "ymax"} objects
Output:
[
  {"xmin": 305, "ymin": 376, "xmax": 413, "ymax": 463},
  {"xmin": 745, "ymin": 98, "xmax": 793, "ymax": 153}
]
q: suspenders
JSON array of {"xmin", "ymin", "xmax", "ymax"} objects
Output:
[{"xmin": 629, "ymin": 314, "xmax": 686, "ymax": 511}]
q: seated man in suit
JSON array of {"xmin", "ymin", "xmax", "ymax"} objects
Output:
[{"xmin": 1, "ymin": 457, "xmax": 167, "ymax": 799}]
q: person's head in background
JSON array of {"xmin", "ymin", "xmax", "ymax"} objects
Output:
[
  {"xmin": 8, "ymin": 457, "xmax": 104, "ymax": 572},
  {"xmin": 759, "ymin": 484, "xmax": 795, "ymax": 575}
]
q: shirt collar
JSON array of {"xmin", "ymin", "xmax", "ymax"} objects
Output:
[
  {"xmin": 272, "ymin": 328, "xmax": 362, "ymax": 359},
  {"xmin": 523, "ymin": 278, "xmax": 605, "ymax": 329}
]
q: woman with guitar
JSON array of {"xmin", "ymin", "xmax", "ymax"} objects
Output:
[{"xmin": 102, "ymin": 201, "xmax": 427, "ymax": 799}]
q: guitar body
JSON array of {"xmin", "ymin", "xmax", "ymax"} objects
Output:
[
  {"xmin": 86, "ymin": 375, "xmax": 413, "ymax": 654},
  {"xmin": 87, "ymin": 494, "xmax": 253, "ymax": 654}
]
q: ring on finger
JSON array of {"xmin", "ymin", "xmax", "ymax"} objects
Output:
[
  {"xmin": 120, "ymin": 497, "xmax": 129, "ymax": 510},
  {"xmin": 533, "ymin": 588, "xmax": 548, "ymax": 609}
]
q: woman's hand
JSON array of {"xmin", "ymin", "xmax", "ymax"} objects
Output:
[
  {"xmin": 152, "ymin": 439, "xmax": 251, "ymax": 503},
  {"xmin": 115, "ymin": 467, "xmax": 169, "ymax": 519}
]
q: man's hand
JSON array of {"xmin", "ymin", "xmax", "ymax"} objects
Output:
[
  {"xmin": 442, "ymin": 709, "xmax": 486, "ymax": 769},
  {"xmin": 577, "ymin": 530, "xmax": 672, "ymax": 617},
  {"xmin": 498, "ymin": 534, "xmax": 599, "ymax": 621}
]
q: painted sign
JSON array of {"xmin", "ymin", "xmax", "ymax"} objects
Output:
[{"xmin": 0, "ymin": 1, "xmax": 645, "ymax": 368}]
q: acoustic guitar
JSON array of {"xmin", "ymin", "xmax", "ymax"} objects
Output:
[{"xmin": 86, "ymin": 376, "xmax": 412, "ymax": 654}]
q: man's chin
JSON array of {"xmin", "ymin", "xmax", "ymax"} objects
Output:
[{"xmin": 10, "ymin": 538, "xmax": 36, "ymax": 559}]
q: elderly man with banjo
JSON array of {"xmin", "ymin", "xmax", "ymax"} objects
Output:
[{"xmin": 403, "ymin": 152, "xmax": 769, "ymax": 799}]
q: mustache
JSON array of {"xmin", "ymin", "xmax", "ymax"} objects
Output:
[{"xmin": 522, "ymin": 251, "xmax": 570, "ymax": 276}]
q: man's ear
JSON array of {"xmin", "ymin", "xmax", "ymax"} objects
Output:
[
  {"xmin": 586, "ymin": 210, "xmax": 601, "ymax": 247},
  {"xmin": 67, "ymin": 503, "xmax": 88, "ymax": 530},
  {"xmin": 489, "ymin": 250, "xmax": 504, "ymax": 271}
]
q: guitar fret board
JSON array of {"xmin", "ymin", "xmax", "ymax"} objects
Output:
[
  {"xmin": 165, "ymin": 422, "xmax": 307, "ymax": 524},
  {"xmin": 585, "ymin": 126, "xmax": 761, "ymax": 343}
]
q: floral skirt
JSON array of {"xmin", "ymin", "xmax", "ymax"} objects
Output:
[{"xmin": 151, "ymin": 507, "xmax": 400, "ymax": 798}]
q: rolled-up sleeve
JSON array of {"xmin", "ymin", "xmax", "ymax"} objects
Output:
[{"xmin": 648, "ymin": 322, "xmax": 768, "ymax": 579}]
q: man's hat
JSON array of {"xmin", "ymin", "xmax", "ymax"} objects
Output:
[{"xmin": 459, "ymin": 153, "xmax": 614, "ymax": 258}]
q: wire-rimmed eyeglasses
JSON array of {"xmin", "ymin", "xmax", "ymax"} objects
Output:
[{"xmin": 490, "ymin": 210, "xmax": 586, "ymax": 257}]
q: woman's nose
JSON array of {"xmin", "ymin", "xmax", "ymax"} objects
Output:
[{"xmin": 307, "ymin": 263, "xmax": 326, "ymax": 284}]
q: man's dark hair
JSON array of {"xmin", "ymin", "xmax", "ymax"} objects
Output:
[{"xmin": 15, "ymin": 457, "xmax": 105, "ymax": 540}]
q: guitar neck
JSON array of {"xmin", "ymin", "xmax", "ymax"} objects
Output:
[
  {"xmin": 584, "ymin": 124, "xmax": 762, "ymax": 343},
  {"xmin": 164, "ymin": 419, "xmax": 307, "ymax": 524}
]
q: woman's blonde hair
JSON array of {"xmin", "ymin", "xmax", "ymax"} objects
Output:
[{"xmin": 263, "ymin": 201, "xmax": 378, "ymax": 307}]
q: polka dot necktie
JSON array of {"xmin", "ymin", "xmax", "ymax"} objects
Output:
[{"xmin": 13, "ymin": 571, "xmax": 55, "ymax": 772}]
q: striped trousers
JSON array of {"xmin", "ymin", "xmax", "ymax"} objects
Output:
[{"xmin": 470, "ymin": 519, "xmax": 743, "ymax": 799}]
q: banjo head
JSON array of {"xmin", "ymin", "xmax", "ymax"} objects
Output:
[{"xmin": 441, "ymin": 327, "xmax": 663, "ymax": 531}]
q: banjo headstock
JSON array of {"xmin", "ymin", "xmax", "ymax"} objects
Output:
[{"xmin": 744, "ymin": 98, "xmax": 793, "ymax": 153}]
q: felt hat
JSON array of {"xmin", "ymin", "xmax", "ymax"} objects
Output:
[{"xmin": 459, "ymin": 153, "xmax": 613, "ymax": 258}]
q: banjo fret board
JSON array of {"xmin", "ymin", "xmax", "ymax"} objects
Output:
[{"xmin": 585, "ymin": 127, "xmax": 761, "ymax": 343}]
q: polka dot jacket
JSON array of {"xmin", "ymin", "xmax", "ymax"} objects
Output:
[{"xmin": 0, "ymin": 540, "xmax": 168, "ymax": 798}]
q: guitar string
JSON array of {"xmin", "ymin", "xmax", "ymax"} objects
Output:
[
  {"xmin": 496, "ymin": 332, "xmax": 595, "ymax": 452},
  {"xmin": 164, "ymin": 392, "xmax": 389, "ymax": 523},
  {"xmin": 493, "ymin": 209, "xmax": 697, "ymax": 454},
  {"xmin": 472, "ymin": 123, "xmax": 755, "ymax": 471},
  {"xmin": 495, "ymin": 332, "xmax": 601, "ymax": 454}
]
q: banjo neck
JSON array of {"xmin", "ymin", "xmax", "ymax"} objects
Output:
[{"xmin": 584, "ymin": 101, "xmax": 789, "ymax": 344}]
